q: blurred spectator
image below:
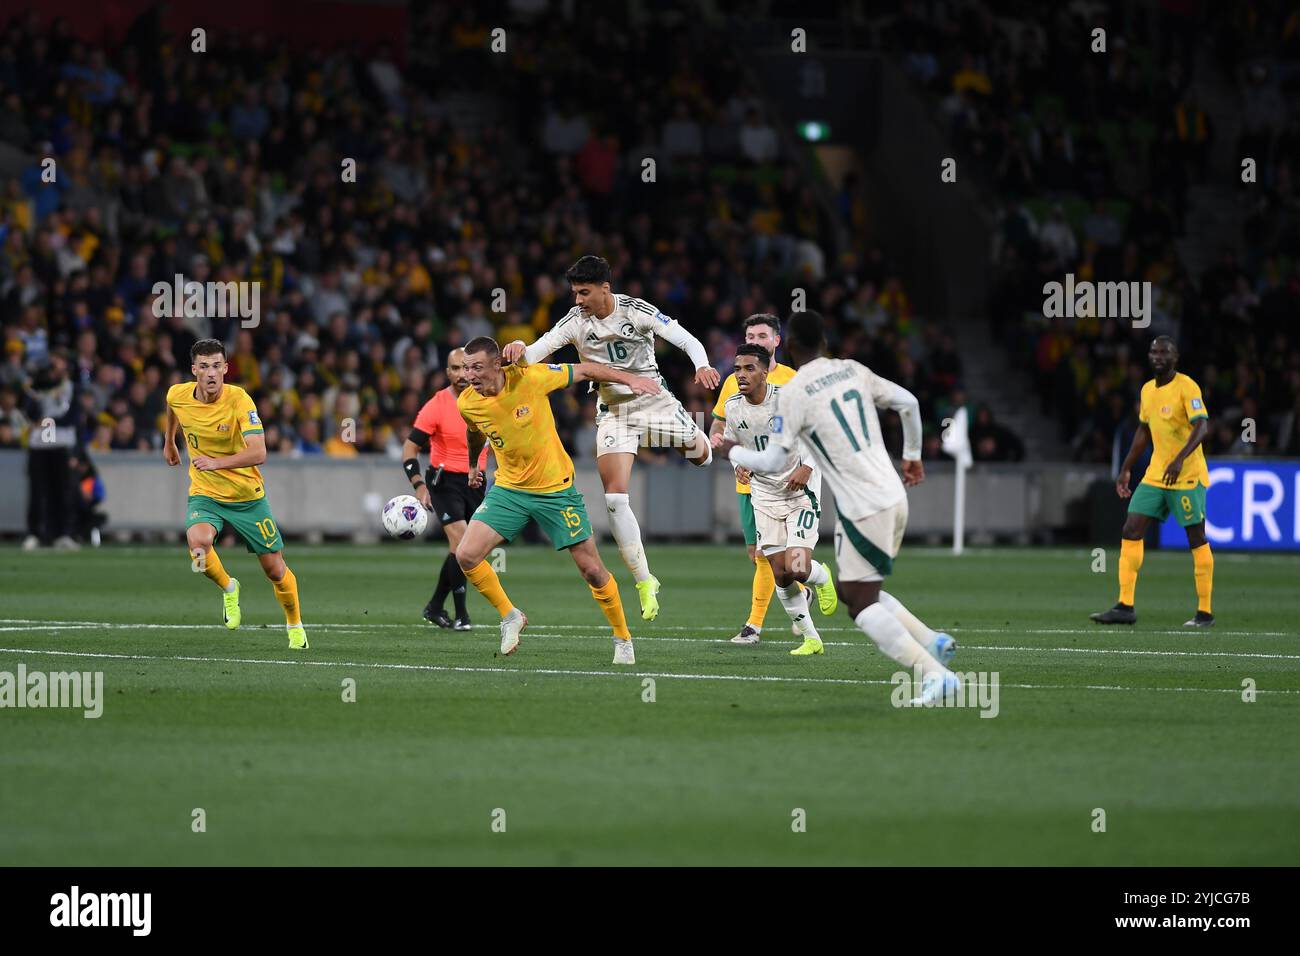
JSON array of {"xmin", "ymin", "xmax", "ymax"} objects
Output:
[
  {"xmin": 739, "ymin": 109, "xmax": 778, "ymax": 164},
  {"xmin": 21, "ymin": 350, "xmax": 80, "ymax": 550}
]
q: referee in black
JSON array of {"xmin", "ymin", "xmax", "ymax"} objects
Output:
[{"xmin": 401, "ymin": 348, "xmax": 489, "ymax": 630}]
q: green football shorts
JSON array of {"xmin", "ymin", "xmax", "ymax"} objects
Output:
[
  {"xmin": 186, "ymin": 494, "xmax": 283, "ymax": 553},
  {"xmin": 737, "ymin": 491, "xmax": 758, "ymax": 546},
  {"xmin": 472, "ymin": 484, "xmax": 593, "ymax": 550},
  {"xmin": 1128, "ymin": 482, "xmax": 1208, "ymax": 527}
]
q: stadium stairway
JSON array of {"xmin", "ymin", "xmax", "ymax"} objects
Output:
[
  {"xmin": 950, "ymin": 318, "xmax": 1069, "ymax": 461},
  {"xmin": 1174, "ymin": 37, "xmax": 1249, "ymax": 284},
  {"xmin": 437, "ymin": 92, "xmax": 507, "ymax": 138},
  {"xmin": 1176, "ymin": 183, "xmax": 1247, "ymax": 286}
]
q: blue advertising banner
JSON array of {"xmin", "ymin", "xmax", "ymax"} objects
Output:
[{"xmin": 1159, "ymin": 460, "xmax": 1300, "ymax": 551}]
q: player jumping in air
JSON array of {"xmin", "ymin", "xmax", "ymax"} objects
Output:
[
  {"xmin": 1091, "ymin": 335, "xmax": 1214, "ymax": 627},
  {"xmin": 501, "ymin": 255, "xmax": 721, "ymax": 622},
  {"xmin": 709, "ymin": 314, "xmax": 804, "ymax": 643},
  {"xmin": 712, "ymin": 344, "xmax": 837, "ymax": 654},
  {"xmin": 454, "ymin": 336, "xmax": 661, "ymax": 664},
  {"xmin": 719, "ymin": 311, "xmax": 958, "ymax": 704},
  {"xmin": 164, "ymin": 339, "xmax": 307, "ymax": 649},
  {"xmin": 402, "ymin": 347, "xmax": 491, "ymax": 631}
]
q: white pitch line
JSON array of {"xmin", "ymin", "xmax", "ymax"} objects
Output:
[
  {"xmin": 0, "ymin": 626, "xmax": 101, "ymax": 633},
  {"xmin": 1, "ymin": 620, "xmax": 1298, "ymax": 662},
  {"xmin": 0, "ymin": 645, "xmax": 1296, "ymax": 697},
  {"xmin": 0, "ymin": 617, "xmax": 1295, "ymax": 638},
  {"xmin": 965, "ymin": 643, "xmax": 1300, "ymax": 661}
]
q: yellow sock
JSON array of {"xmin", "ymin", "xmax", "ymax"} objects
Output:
[
  {"xmin": 590, "ymin": 574, "xmax": 631, "ymax": 639},
  {"xmin": 272, "ymin": 567, "xmax": 301, "ymax": 626},
  {"xmin": 465, "ymin": 560, "xmax": 514, "ymax": 617},
  {"xmin": 193, "ymin": 546, "xmax": 231, "ymax": 590},
  {"xmin": 1118, "ymin": 538, "xmax": 1143, "ymax": 606},
  {"xmin": 748, "ymin": 556, "xmax": 775, "ymax": 628},
  {"xmin": 1192, "ymin": 542, "xmax": 1213, "ymax": 613}
]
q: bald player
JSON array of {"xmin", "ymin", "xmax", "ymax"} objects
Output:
[
  {"xmin": 403, "ymin": 348, "xmax": 491, "ymax": 630},
  {"xmin": 1092, "ymin": 335, "xmax": 1215, "ymax": 627}
]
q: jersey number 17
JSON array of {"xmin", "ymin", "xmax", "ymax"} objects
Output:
[{"xmin": 810, "ymin": 388, "xmax": 870, "ymax": 465}]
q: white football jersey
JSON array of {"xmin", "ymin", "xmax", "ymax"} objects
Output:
[
  {"xmin": 524, "ymin": 294, "xmax": 680, "ymax": 402},
  {"xmin": 773, "ymin": 357, "xmax": 922, "ymax": 520},
  {"xmin": 723, "ymin": 383, "xmax": 820, "ymax": 507}
]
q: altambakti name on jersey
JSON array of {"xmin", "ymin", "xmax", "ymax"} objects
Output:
[
  {"xmin": 523, "ymin": 294, "xmax": 678, "ymax": 402},
  {"xmin": 723, "ymin": 384, "xmax": 821, "ymax": 507},
  {"xmin": 773, "ymin": 357, "xmax": 922, "ymax": 521}
]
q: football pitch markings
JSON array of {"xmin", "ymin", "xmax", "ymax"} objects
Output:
[
  {"xmin": 0, "ymin": 618, "xmax": 1296, "ymax": 696},
  {"xmin": 0, "ymin": 644, "xmax": 1297, "ymax": 696},
  {"xmin": 0, "ymin": 616, "xmax": 1295, "ymax": 638},
  {"xmin": 0, "ymin": 618, "xmax": 1296, "ymax": 658}
]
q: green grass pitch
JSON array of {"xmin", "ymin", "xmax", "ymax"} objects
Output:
[{"xmin": 1, "ymin": 542, "xmax": 1298, "ymax": 865}]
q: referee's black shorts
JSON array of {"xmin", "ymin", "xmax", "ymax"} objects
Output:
[{"xmin": 426, "ymin": 468, "xmax": 484, "ymax": 526}]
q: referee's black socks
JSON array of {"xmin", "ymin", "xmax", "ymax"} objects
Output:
[{"xmin": 432, "ymin": 551, "xmax": 469, "ymax": 617}]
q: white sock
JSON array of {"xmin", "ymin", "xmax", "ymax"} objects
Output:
[
  {"xmin": 804, "ymin": 559, "xmax": 829, "ymax": 586},
  {"xmin": 605, "ymin": 493, "xmax": 650, "ymax": 582},
  {"xmin": 777, "ymin": 583, "xmax": 818, "ymax": 638},
  {"xmin": 878, "ymin": 590, "xmax": 936, "ymax": 646},
  {"xmin": 855, "ymin": 604, "xmax": 945, "ymax": 676},
  {"xmin": 224, "ymin": 579, "xmax": 237, "ymax": 593}
]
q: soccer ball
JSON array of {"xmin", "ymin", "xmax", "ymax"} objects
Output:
[{"xmin": 382, "ymin": 494, "xmax": 428, "ymax": 540}]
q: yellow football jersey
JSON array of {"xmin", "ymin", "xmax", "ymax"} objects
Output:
[
  {"xmin": 713, "ymin": 362, "xmax": 797, "ymax": 494},
  {"xmin": 1139, "ymin": 373, "xmax": 1209, "ymax": 489},
  {"xmin": 166, "ymin": 382, "xmax": 267, "ymax": 502},
  {"xmin": 457, "ymin": 363, "xmax": 576, "ymax": 494}
]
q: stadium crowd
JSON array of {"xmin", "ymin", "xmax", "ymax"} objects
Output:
[
  {"xmin": 3, "ymin": 0, "xmax": 1296, "ymax": 538},
  {"xmin": 893, "ymin": 0, "xmax": 1300, "ymax": 460},
  {"xmin": 0, "ymin": 0, "xmax": 972, "ymax": 516}
]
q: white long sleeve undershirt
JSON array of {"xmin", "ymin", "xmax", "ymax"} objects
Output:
[{"xmin": 729, "ymin": 441, "xmax": 795, "ymax": 474}]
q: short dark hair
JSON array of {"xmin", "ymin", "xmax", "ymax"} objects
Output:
[
  {"xmin": 191, "ymin": 338, "xmax": 226, "ymax": 362},
  {"xmin": 735, "ymin": 344, "xmax": 772, "ymax": 366},
  {"xmin": 743, "ymin": 313, "xmax": 781, "ymax": 336},
  {"xmin": 1151, "ymin": 335, "xmax": 1177, "ymax": 351},
  {"xmin": 785, "ymin": 311, "xmax": 825, "ymax": 352},
  {"xmin": 565, "ymin": 255, "xmax": 612, "ymax": 286},
  {"xmin": 463, "ymin": 336, "xmax": 500, "ymax": 357}
]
